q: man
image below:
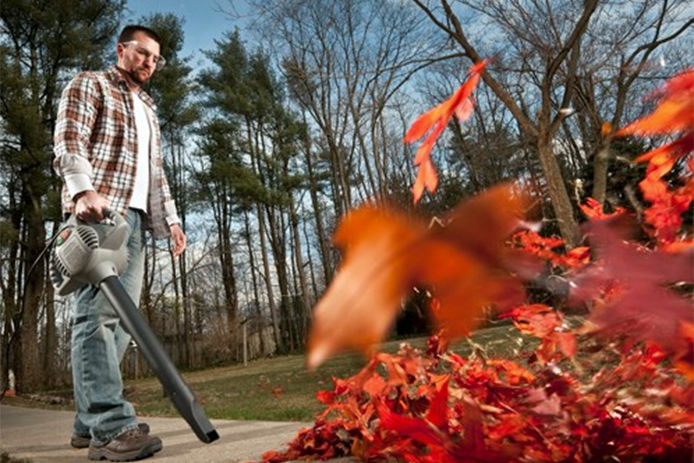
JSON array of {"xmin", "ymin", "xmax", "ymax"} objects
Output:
[{"xmin": 53, "ymin": 25, "xmax": 186, "ymax": 461}]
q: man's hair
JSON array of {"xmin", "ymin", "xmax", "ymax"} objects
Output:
[{"xmin": 118, "ymin": 25, "xmax": 161, "ymax": 46}]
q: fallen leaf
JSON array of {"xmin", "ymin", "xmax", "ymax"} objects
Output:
[
  {"xmin": 532, "ymin": 393, "xmax": 562, "ymax": 416},
  {"xmin": 579, "ymin": 197, "xmax": 626, "ymax": 220}
]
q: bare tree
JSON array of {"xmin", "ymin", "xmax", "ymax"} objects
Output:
[
  {"xmin": 252, "ymin": 0, "xmax": 446, "ymax": 207},
  {"xmin": 414, "ymin": 0, "xmax": 604, "ymax": 245},
  {"xmin": 413, "ymin": 0, "xmax": 692, "ymax": 243},
  {"xmin": 569, "ymin": 0, "xmax": 693, "ymax": 203}
]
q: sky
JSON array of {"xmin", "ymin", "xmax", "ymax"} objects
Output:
[{"xmin": 124, "ymin": 0, "xmax": 252, "ymax": 67}]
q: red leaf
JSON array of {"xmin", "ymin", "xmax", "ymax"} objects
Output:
[
  {"xmin": 501, "ymin": 304, "xmax": 561, "ymax": 338},
  {"xmin": 426, "ymin": 377, "xmax": 450, "ymax": 428},
  {"xmin": 377, "ymin": 401, "xmax": 444, "ymax": 449},
  {"xmin": 510, "ymin": 230, "xmax": 588, "ymax": 269},
  {"xmin": 615, "ymin": 69, "xmax": 694, "ymax": 246},
  {"xmin": 316, "ymin": 390, "xmax": 335, "ymax": 405},
  {"xmin": 570, "ymin": 218, "xmax": 694, "ymax": 356},
  {"xmin": 579, "ymin": 197, "xmax": 626, "ymax": 219}
]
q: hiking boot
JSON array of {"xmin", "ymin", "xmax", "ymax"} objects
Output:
[
  {"xmin": 87, "ymin": 425, "xmax": 161, "ymax": 461},
  {"xmin": 71, "ymin": 423, "xmax": 150, "ymax": 449}
]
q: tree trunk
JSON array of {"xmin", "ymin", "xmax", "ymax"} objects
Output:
[
  {"xmin": 301, "ymin": 127, "xmax": 333, "ymax": 284},
  {"xmin": 265, "ymin": 203, "xmax": 294, "ymax": 352},
  {"xmin": 256, "ymin": 204, "xmax": 280, "ymax": 352},
  {"xmin": 591, "ymin": 140, "xmax": 611, "ymax": 204},
  {"xmin": 41, "ymin": 264, "xmax": 57, "ymax": 388},
  {"xmin": 180, "ymin": 252, "xmax": 192, "ymax": 368},
  {"xmin": 243, "ymin": 210, "xmax": 266, "ymax": 356},
  {"xmin": 18, "ymin": 185, "xmax": 45, "ymax": 392},
  {"xmin": 536, "ymin": 140, "xmax": 582, "ymax": 246},
  {"xmin": 302, "ymin": 217, "xmax": 319, "ymax": 304},
  {"xmin": 289, "ymin": 194, "xmax": 311, "ymax": 343},
  {"xmin": 219, "ymin": 220, "xmax": 238, "ymax": 361}
]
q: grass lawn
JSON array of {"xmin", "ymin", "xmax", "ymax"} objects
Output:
[
  {"xmin": 4, "ymin": 322, "xmax": 539, "ymax": 422},
  {"xmin": 123, "ymin": 322, "xmax": 532, "ymax": 422}
]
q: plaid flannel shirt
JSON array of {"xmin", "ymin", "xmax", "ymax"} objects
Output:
[{"xmin": 53, "ymin": 66, "xmax": 179, "ymax": 239}]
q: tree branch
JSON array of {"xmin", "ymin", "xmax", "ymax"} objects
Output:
[{"xmin": 413, "ymin": 0, "xmax": 539, "ymax": 138}]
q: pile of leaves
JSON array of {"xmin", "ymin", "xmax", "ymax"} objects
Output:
[{"xmin": 260, "ymin": 66, "xmax": 693, "ymax": 462}]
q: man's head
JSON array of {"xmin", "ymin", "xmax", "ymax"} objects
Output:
[{"xmin": 116, "ymin": 25, "xmax": 165, "ymax": 86}]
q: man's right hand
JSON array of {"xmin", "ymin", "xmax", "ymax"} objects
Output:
[{"xmin": 74, "ymin": 190, "xmax": 110, "ymax": 222}]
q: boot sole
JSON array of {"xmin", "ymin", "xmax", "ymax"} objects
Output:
[
  {"xmin": 87, "ymin": 440, "xmax": 162, "ymax": 462},
  {"xmin": 71, "ymin": 435, "xmax": 91, "ymax": 449},
  {"xmin": 73, "ymin": 424, "xmax": 151, "ymax": 450}
]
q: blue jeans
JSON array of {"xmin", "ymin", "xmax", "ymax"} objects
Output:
[{"xmin": 71, "ymin": 208, "xmax": 146, "ymax": 445}]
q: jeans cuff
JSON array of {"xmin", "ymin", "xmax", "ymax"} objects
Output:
[{"xmin": 92, "ymin": 422, "xmax": 139, "ymax": 446}]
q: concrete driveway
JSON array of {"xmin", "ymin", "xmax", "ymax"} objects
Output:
[{"xmin": 0, "ymin": 404, "xmax": 356, "ymax": 463}]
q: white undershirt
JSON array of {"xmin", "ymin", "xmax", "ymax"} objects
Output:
[{"xmin": 130, "ymin": 91, "xmax": 151, "ymax": 212}]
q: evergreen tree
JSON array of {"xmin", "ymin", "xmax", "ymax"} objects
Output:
[{"xmin": 0, "ymin": 0, "xmax": 125, "ymax": 392}]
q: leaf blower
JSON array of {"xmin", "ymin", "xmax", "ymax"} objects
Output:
[{"xmin": 50, "ymin": 210, "xmax": 219, "ymax": 444}]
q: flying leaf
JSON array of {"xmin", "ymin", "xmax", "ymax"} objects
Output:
[
  {"xmin": 570, "ymin": 218, "xmax": 693, "ymax": 361},
  {"xmin": 615, "ymin": 69, "xmax": 694, "ymax": 245},
  {"xmin": 404, "ymin": 60, "xmax": 489, "ymax": 203},
  {"xmin": 307, "ymin": 184, "xmax": 530, "ymax": 369},
  {"xmin": 616, "ymin": 69, "xmax": 694, "ymax": 138},
  {"xmin": 510, "ymin": 230, "xmax": 590, "ymax": 269}
]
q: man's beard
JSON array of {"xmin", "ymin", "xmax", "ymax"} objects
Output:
[
  {"xmin": 127, "ymin": 67, "xmax": 147, "ymax": 85},
  {"xmin": 116, "ymin": 65, "xmax": 149, "ymax": 86}
]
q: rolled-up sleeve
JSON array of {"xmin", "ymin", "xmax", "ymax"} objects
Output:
[
  {"xmin": 161, "ymin": 177, "xmax": 181, "ymax": 227},
  {"xmin": 53, "ymin": 73, "xmax": 100, "ymax": 199}
]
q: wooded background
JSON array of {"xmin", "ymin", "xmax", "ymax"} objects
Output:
[{"xmin": 1, "ymin": 0, "xmax": 691, "ymax": 393}]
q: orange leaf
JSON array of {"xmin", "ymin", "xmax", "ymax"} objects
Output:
[
  {"xmin": 404, "ymin": 105, "xmax": 447, "ymax": 144},
  {"xmin": 562, "ymin": 246, "xmax": 591, "ymax": 268},
  {"xmin": 306, "ymin": 205, "xmax": 426, "ymax": 369},
  {"xmin": 601, "ymin": 121, "xmax": 613, "ymax": 137},
  {"xmin": 555, "ymin": 332, "xmax": 576, "ymax": 358},
  {"xmin": 616, "ymin": 69, "xmax": 694, "ymax": 137},
  {"xmin": 362, "ymin": 373, "xmax": 387, "ymax": 398},
  {"xmin": 615, "ymin": 70, "xmax": 694, "ymax": 248},
  {"xmin": 404, "ymin": 59, "xmax": 488, "ymax": 203},
  {"xmin": 307, "ymin": 184, "xmax": 529, "ymax": 369},
  {"xmin": 579, "ymin": 197, "xmax": 626, "ymax": 219},
  {"xmin": 636, "ymin": 132, "xmax": 694, "ymax": 182},
  {"xmin": 412, "ymin": 157, "xmax": 438, "ymax": 203}
]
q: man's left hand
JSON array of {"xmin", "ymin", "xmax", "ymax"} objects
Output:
[{"xmin": 170, "ymin": 223, "xmax": 187, "ymax": 257}]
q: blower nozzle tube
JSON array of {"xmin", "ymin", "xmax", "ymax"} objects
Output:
[{"xmin": 100, "ymin": 275, "xmax": 219, "ymax": 444}]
